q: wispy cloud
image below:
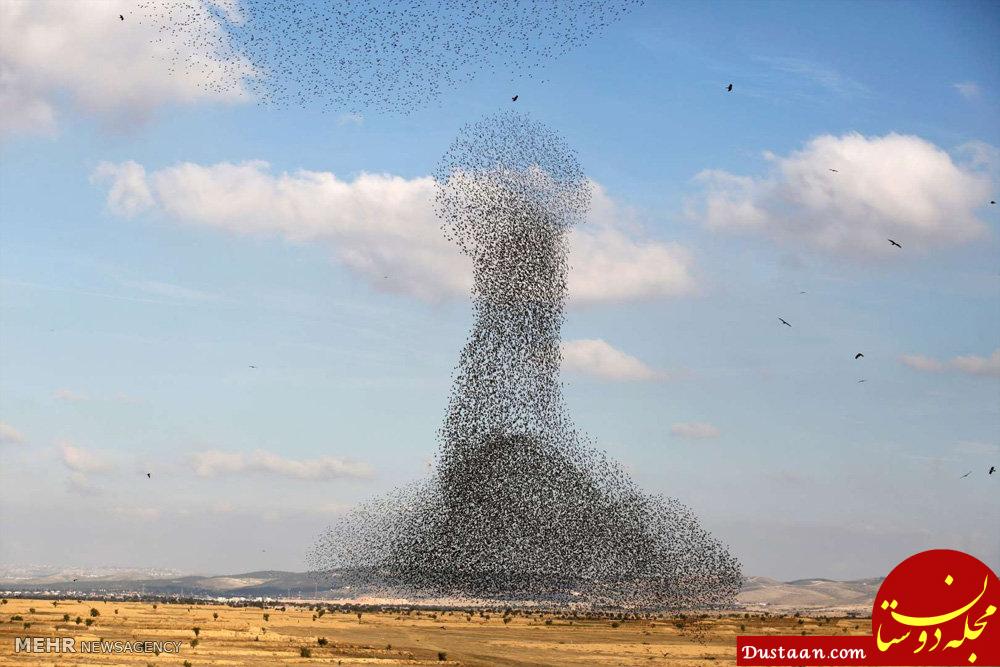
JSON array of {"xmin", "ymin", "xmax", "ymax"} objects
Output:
[
  {"xmin": 0, "ymin": 422, "xmax": 25, "ymax": 445},
  {"xmin": 670, "ymin": 422, "xmax": 721, "ymax": 440},
  {"xmin": 900, "ymin": 349, "xmax": 1000, "ymax": 378},
  {"xmin": 953, "ymin": 82, "xmax": 981, "ymax": 100},
  {"xmin": 561, "ymin": 339, "xmax": 665, "ymax": 381},
  {"xmin": 53, "ymin": 388, "xmax": 88, "ymax": 403},
  {"xmin": 756, "ymin": 56, "xmax": 869, "ymax": 98},
  {"xmin": 191, "ymin": 449, "xmax": 373, "ymax": 481}
]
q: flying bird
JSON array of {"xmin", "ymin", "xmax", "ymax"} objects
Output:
[
  {"xmin": 146, "ymin": 473, "xmax": 151, "ymax": 479},
  {"xmin": 119, "ymin": 14, "xmax": 124, "ymax": 20},
  {"xmin": 778, "ymin": 317, "xmax": 792, "ymax": 327},
  {"xmin": 511, "ymin": 95, "xmax": 518, "ymax": 102},
  {"xmin": 989, "ymin": 466, "xmax": 995, "ymax": 475},
  {"xmin": 960, "ymin": 471, "xmax": 972, "ymax": 478},
  {"xmin": 857, "ymin": 379, "xmax": 866, "ymax": 383},
  {"xmin": 888, "ymin": 239, "xmax": 902, "ymax": 248},
  {"xmin": 249, "ymin": 365, "xmax": 257, "ymax": 369},
  {"xmin": 828, "ymin": 168, "xmax": 838, "ymax": 172},
  {"xmin": 726, "ymin": 83, "xmax": 733, "ymax": 92},
  {"xmin": 854, "ymin": 353, "xmax": 864, "ymax": 359},
  {"xmin": 990, "ymin": 201, "xmax": 996, "ymax": 205}
]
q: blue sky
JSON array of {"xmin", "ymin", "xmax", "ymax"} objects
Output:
[{"xmin": 0, "ymin": 0, "xmax": 998, "ymax": 580}]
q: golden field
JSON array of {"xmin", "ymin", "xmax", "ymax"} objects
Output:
[{"xmin": 0, "ymin": 598, "xmax": 870, "ymax": 666}]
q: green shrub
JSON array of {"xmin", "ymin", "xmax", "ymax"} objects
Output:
[{"xmin": 300, "ymin": 647, "xmax": 312, "ymax": 658}]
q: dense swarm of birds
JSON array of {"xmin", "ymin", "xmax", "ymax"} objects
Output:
[
  {"xmin": 310, "ymin": 112, "xmax": 742, "ymax": 609},
  {"xmin": 136, "ymin": 0, "xmax": 644, "ymax": 113}
]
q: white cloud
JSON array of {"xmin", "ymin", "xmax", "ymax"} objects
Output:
[
  {"xmin": 191, "ymin": 449, "xmax": 372, "ymax": 481},
  {"xmin": 899, "ymin": 354, "xmax": 944, "ymax": 373},
  {"xmin": 0, "ymin": 422, "xmax": 25, "ymax": 445},
  {"xmin": 689, "ymin": 133, "xmax": 992, "ymax": 258},
  {"xmin": 92, "ymin": 160, "xmax": 698, "ymax": 304},
  {"xmin": 954, "ymin": 82, "xmax": 981, "ymax": 100},
  {"xmin": 900, "ymin": 349, "xmax": 1000, "ymax": 378},
  {"xmin": 53, "ymin": 388, "xmax": 88, "ymax": 403},
  {"xmin": 90, "ymin": 161, "xmax": 154, "ymax": 217},
  {"xmin": 560, "ymin": 339, "xmax": 664, "ymax": 381},
  {"xmin": 0, "ymin": 0, "xmax": 252, "ymax": 137},
  {"xmin": 59, "ymin": 442, "xmax": 113, "ymax": 474},
  {"xmin": 670, "ymin": 422, "xmax": 720, "ymax": 439}
]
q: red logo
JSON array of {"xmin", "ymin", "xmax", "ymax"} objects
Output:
[
  {"xmin": 872, "ymin": 549, "xmax": 999, "ymax": 665},
  {"xmin": 737, "ymin": 549, "xmax": 1000, "ymax": 665}
]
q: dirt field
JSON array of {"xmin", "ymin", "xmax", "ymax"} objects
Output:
[{"xmin": 0, "ymin": 598, "xmax": 870, "ymax": 666}]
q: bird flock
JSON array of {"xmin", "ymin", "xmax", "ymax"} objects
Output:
[
  {"xmin": 135, "ymin": 0, "xmax": 644, "ymax": 114},
  {"xmin": 310, "ymin": 111, "xmax": 742, "ymax": 609}
]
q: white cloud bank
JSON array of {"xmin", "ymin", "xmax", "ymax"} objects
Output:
[
  {"xmin": 91, "ymin": 160, "xmax": 698, "ymax": 304},
  {"xmin": 560, "ymin": 339, "xmax": 664, "ymax": 381},
  {"xmin": 901, "ymin": 349, "xmax": 1000, "ymax": 378},
  {"xmin": 191, "ymin": 449, "xmax": 372, "ymax": 481},
  {"xmin": 0, "ymin": 0, "xmax": 250, "ymax": 137},
  {"xmin": 59, "ymin": 442, "xmax": 114, "ymax": 474},
  {"xmin": 670, "ymin": 422, "xmax": 721, "ymax": 439},
  {"xmin": 689, "ymin": 133, "xmax": 993, "ymax": 258}
]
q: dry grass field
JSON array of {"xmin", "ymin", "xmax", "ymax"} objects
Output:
[{"xmin": 0, "ymin": 598, "xmax": 870, "ymax": 666}]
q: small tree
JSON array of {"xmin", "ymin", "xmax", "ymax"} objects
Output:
[
  {"xmin": 438, "ymin": 651, "xmax": 447, "ymax": 661},
  {"xmin": 213, "ymin": 612, "xmax": 218, "ymax": 620},
  {"xmin": 75, "ymin": 616, "xmax": 82, "ymax": 624},
  {"xmin": 52, "ymin": 601, "xmax": 58, "ymax": 607},
  {"xmin": 85, "ymin": 618, "xmax": 94, "ymax": 627},
  {"xmin": 262, "ymin": 613, "xmax": 269, "ymax": 622},
  {"xmin": 611, "ymin": 621, "xmax": 621, "ymax": 628},
  {"xmin": 89, "ymin": 608, "xmax": 99, "ymax": 617},
  {"xmin": 317, "ymin": 637, "xmax": 328, "ymax": 646},
  {"xmin": 356, "ymin": 612, "xmax": 362, "ymax": 622},
  {"xmin": 192, "ymin": 626, "xmax": 201, "ymax": 636},
  {"xmin": 190, "ymin": 639, "xmax": 199, "ymax": 648},
  {"xmin": 300, "ymin": 647, "xmax": 312, "ymax": 658},
  {"xmin": 503, "ymin": 617, "xmax": 511, "ymax": 625},
  {"xmin": 63, "ymin": 613, "xmax": 70, "ymax": 621}
]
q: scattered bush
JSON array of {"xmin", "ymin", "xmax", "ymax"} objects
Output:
[
  {"xmin": 438, "ymin": 651, "xmax": 447, "ymax": 661},
  {"xmin": 356, "ymin": 612, "xmax": 362, "ymax": 622},
  {"xmin": 317, "ymin": 637, "xmax": 328, "ymax": 646},
  {"xmin": 262, "ymin": 613, "xmax": 269, "ymax": 622},
  {"xmin": 190, "ymin": 639, "xmax": 199, "ymax": 647},
  {"xmin": 29, "ymin": 607, "xmax": 35, "ymax": 613},
  {"xmin": 611, "ymin": 621, "xmax": 621, "ymax": 628},
  {"xmin": 300, "ymin": 647, "xmax": 312, "ymax": 658},
  {"xmin": 192, "ymin": 626, "xmax": 201, "ymax": 636},
  {"xmin": 63, "ymin": 613, "xmax": 70, "ymax": 621},
  {"xmin": 89, "ymin": 608, "xmax": 99, "ymax": 617},
  {"xmin": 545, "ymin": 619, "xmax": 553, "ymax": 625},
  {"xmin": 184, "ymin": 661, "xmax": 192, "ymax": 667},
  {"xmin": 114, "ymin": 609, "xmax": 119, "ymax": 615},
  {"xmin": 75, "ymin": 616, "xmax": 82, "ymax": 624},
  {"xmin": 10, "ymin": 615, "xmax": 23, "ymax": 621},
  {"xmin": 317, "ymin": 609, "xmax": 325, "ymax": 618},
  {"xmin": 212, "ymin": 612, "xmax": 218, "ymax": 620},
  {"xmin": 503, "ymin": 617, "xmax": 511, "ymax": 625},
  {"xmin": 85, "ymin": 618, "xmax": 94, "ymax": 627},
  {"xmin": 740, "ymin": 624, "xmax": 746, "ymax": 632}
]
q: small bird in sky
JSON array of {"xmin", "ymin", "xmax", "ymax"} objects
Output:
[
  {"xmin": 119, "ymin": 14, "xmax": 124, "ymax": 20},
  {"xmin": 146, "ymin": 473, "xmax": 151, "ymax": 479},
  {"xmin": 249, "ymin": 365, "xmax": 257, "ymax": 369},
  {"xmin": 726, "ymin": 83, "xmax": 733, "ymax": 92},
  {"xmin": 990, "ymin": 200, "xmax": 996, "ymax": 205},
  {"xmin": 778, "ymin": 317, "xmax": 792, "ymax": 327},
  {"xmin": 855, "ymin": 353, "xmax": 864, "ymax": 359},
  {"xmin": 829, "ymin": 168, "xmax": 838, "ymax": 172},
  {"xmin": 799, "ymin": 291, "xmax": 806, "ymax": 294},
  {"xmin": 857, "ymin": 379, "xmax": 866, "ymax": 383},
  {"xmin": 960, "ymin": 471, "xmax": 972, "ymax": 478},
  {"xmin": 511, "ymin": 95, "xmax": 518, "ymax": 102},
  {"xmin": 989, "ymin": 466, "xmax": 995, "ymax": 475},
  {"xmin": 888, "ymin": 239, "xmax": 902, "ymax": 248}
]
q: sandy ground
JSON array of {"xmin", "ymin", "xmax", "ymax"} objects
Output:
[{"xmin": 0, "ymin": 598, "xmax": 871, "ymax": 666}]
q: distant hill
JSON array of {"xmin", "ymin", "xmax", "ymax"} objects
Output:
[{"xmin": 0, "ymin": 570, "xmax": 881, "ymax": 610}]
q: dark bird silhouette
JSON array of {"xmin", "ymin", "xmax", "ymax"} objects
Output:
[
  {"xmin": 799, "ymin": 291, "xmax": 806, "ymax": 294},
  {"xmin": 249, "ymin": 365, "xmax": 257, "ymax": 369},
  {"xmin": 829, "ymin": 168, "xmax": 838, "ymax": 172},
  {"xmin": 960, "ymin": 471, "xmax": 972, "ymax": 478},
  {"xmin": 989, "ymin": 466, "xmax": 995, "ymax": 475},
  {"xmin": 855, "ymin": 353, "xmax": 864, "ymax": 359},
  {"xmin": 888, "ymin": 239, "xmax": 902, "ymax": 248},
  {"xmin": 726, "ymin": 83, "xmax": 733, "ymax": 92},
  {"xmin": 119, "ymin": 14, "xmax": 124, "ymax": 20},
  {"xmin": 511, "ymin": 95, "xmax": 518, "ymax": 102},
  {"xmin": 990, "ymin": 200, "xmax": 996, "ymax": 205},
  {"xmin": 146, "ymin": 473, "xmax": 151, "ymax": 478},
  {"xmin": 857, "ymin": 379, "xmax": 866, "ymax": 383},
  {"xmin": 778, "ymin": 317, "xmax": 791, "ymax": 327}
]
